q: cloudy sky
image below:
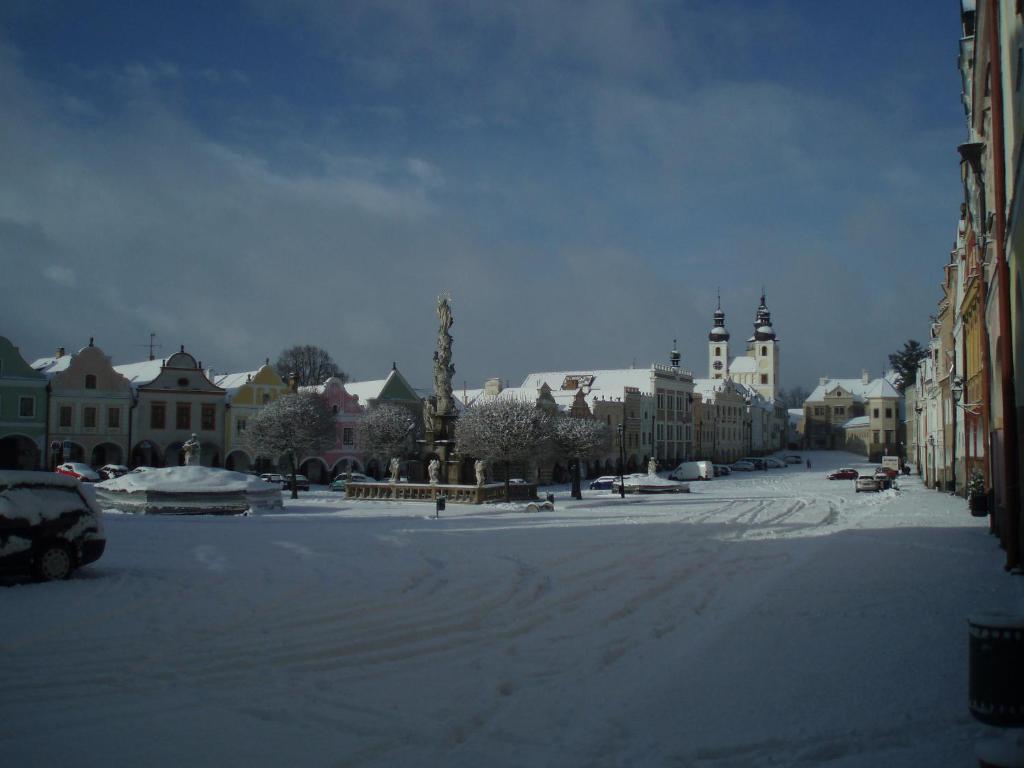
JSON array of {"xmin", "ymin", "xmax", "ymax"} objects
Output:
[{"xmin": 0, "ymin": 1, "xmax": 963, "ymax": 392}]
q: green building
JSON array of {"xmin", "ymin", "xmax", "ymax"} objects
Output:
[{"xmin": 0, "ymin": 336, "xmax": 48, "ymax": 469}]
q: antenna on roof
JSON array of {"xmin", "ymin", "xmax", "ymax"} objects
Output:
[{"xmin": 137, "ymin": 332, "xmax": 162, "ymax": 361}]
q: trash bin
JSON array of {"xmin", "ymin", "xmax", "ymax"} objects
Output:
[{"xmin": 969, "ymin": 614, "xmax": 1024, "ymax": 727}]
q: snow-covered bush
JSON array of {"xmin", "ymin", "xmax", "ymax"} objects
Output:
[
  {"xmin": 455, "ymin": 398, "xmax": 552, "ymax": 498},
  {"xmin": 243, "ymin": 392, "xmax": 336, "ymax": 497}
]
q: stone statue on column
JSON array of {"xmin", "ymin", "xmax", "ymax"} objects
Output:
[{"xmin": 183, "ymin": 434, "xmax": 200, "ymax": 466}]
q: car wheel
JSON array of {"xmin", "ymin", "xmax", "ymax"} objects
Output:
[{"xmin": 34, "ymin": 543, "xmax": 74, "ymax": 581}]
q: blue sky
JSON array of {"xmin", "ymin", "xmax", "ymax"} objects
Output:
[{"xmin": 0, "ymin": 1, "xmax": 964, "ymax": 392}]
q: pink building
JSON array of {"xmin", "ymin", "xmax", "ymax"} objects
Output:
[{"xmin": 298, "ymin": 377, "xmax": 364, "ymax": 483}]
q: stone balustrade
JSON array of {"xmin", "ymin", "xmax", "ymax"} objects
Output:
[{"xmin": 346, "ymin": 482, "xmax": 538, "ymax": 504}]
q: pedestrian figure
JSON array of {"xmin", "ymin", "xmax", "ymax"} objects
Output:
[{"xmin": 806, "ymin": 459, "xmax": 811, "ymax": 470}]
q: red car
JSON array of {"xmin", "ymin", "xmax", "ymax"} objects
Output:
[
  {"xmin": 55, "ymin": 462, "xmax": 101, "ymax": 482},
  {"xmin": 875, "ymin": 466, "xmax": 899, "ymax": 479},
  {"xmin": 827, "ymin": 468, "xmax": 858, "ymax": 480}
]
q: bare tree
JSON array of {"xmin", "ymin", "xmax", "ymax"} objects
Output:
[
  {"xmin": 551, "ymin": 415, "xmax": 610, "ymax": 499},
  {"xmin": 455, "ymin": 398, "xmax": 552, "ymax": 499},
  {"xmin": 355, "ymin": 404, "xmax": 418, "ymax": 476},
  {"xmin": 243, "ymin": 392, "xmax": 336, "ymax": 498},
  {"xmin": 275, "ymin": 345, "xmax": 346, "ymax": 387}
]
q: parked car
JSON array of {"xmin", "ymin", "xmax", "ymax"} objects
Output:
[
  {"xmin": 713, "ymin": 464, "xmax": 732, "ymax": 476},
  {"xmin": 855, "ymin": 473, "xmax": 881, "ymax": 493},
  {"xmin": 330, "ymin": 473, "xmax": 376, "ymax": 491},
  {"xmin": 874, "ymin": 466, "xmax": 899, "ymax": 479},
  {"xmin": 259, "ymin": 473, "xmax": 285, "ymax": 487},
  {"xmin": 0, "ymin": 471, "xmax": 106, "ymax": 581},
  {"xmin": 739, "ymin": 457, "xmax": 767, "ymax": 470},
  {"xmin": 669, "ymin": 461, "xmax": 714, "ymax": 481},
  {"xmin": 589, "ymin": 476, "xmax": 618, "ymax": 490},
  {"xmin": 730, "ymin": 460, "xmax": 755, "ymax": 471},
  {"xmin": 283, "ymin": 474, "xmax": 310, "ymax": 491},
  {"xmin": 827, "ymin": 468, "xmax": 859, "ymax": 480},
  {"xmin": 98, "ymin": 464, "xmax": 130, "ymax": 481},
  {"xmin": 783, "ymin": 455, "xmax": 802, "ymax": 464},
  {"xmin": 764, "ymin": 457, "xmax": 787, "ymax": 469},
  {"xmin": 55, "ymin": 462, "xmax": 101, "ymax": 483},
  {"xmin": 130, "ymin": 466, "xmax": 155, "ymax": 474}
]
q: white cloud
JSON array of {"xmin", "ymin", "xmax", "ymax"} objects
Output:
[{"xmin": 42, "ymin": 264, "xmax": 75, "ymax": 287}]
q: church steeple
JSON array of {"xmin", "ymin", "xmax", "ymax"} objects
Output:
[
  {"xmin": 708, "ymin": 290, "xmax": 730, "ymax": 342},
  {"xmin": 752, "ymin": 289, "xmax": 776, "ymax": 341},
  {"xmin": 670, "ymin": 339, "xmax": 681, "ymax": 368}
]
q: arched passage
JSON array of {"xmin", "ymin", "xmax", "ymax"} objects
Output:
[
  {"xmin": 300, "ymin": 457, "xmax": 328, "ymax": 484},
  {"xmin": 91, "ymin": 442, "xmax": 124, "ymax": 467},
  {"xmin": 200, "ymin": 443, "xmax": 221, "ymax": 468},
  {"xmin": 329, "ymin": 458, "xmax": 362, "ymax": 478},
  {"xmin": 0, "ymin": 435, "xmax": 40, "ymax": 470},
  {"xmin": 225, "ymin": 450, "xmax": 252, "ymax": 472},
  {"xmin": 131, "ymin": 440, "xmax": 163, "ymax": 468}
]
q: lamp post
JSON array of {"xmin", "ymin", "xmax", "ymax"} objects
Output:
[{"xmin": 617, "ymin": 422, "xmax": 626, "ymax": 499}]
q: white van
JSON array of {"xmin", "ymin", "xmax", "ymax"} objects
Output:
[{"xmin": 669, "ymin": 461, "xmax": 713, "ymax": 481}]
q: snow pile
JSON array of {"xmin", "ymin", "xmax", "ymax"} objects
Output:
[{"xmin": 97, "ymin": 465, "xmax": 268, "ymax": 493}]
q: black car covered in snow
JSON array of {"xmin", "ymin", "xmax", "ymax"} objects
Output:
[{"xmin": 0, "ymin": 471, "xmax": 106, "ymax": 581}]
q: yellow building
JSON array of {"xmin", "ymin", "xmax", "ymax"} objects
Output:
[{"xmin": 216, "ymin": 362, "xmax": 289, "ymax": 472}]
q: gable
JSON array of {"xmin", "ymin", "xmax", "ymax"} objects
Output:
[
  {"xmin": 0, "ymin": 337, "xmax": 46, "ymax": 380},
  {"xmin": 378, "ymin": 370, "xmax": 420, "ymax": 402}
]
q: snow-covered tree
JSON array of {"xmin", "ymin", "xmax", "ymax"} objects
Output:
[
  {"xmin": 455, "ymin": 398, "xmax": 552, "ymax": 499},
  {"xmin": 243, "ymin": 391, "xmax": 336, "ymax": 498},
  {"xmin": 551, "ymin": 415, "xmax": 610, "ymax": 499},
  {"xmin": 355, "ymin": 404, "xmax": 418, "ymax": 474}
]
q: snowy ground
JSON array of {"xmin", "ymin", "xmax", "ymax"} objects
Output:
[{"xmin": 1, "ymin": 451, "xmax": 1020, "ymax": 767}]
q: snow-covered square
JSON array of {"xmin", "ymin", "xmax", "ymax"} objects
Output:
[{"xmin": 0, "ymin": 452, "xmax": 1014, "ymax": 767}]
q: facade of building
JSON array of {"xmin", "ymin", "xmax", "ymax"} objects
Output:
[
  {"xmin": 33, "ymin": 340, "xmax": 133, "ymax": 468},
  {"xmin": 0, "ymin": 336, "xmax": 48, "ymax": 470},
  {"xmin": 216, "ymin": 362, "xmax": 290, "ymax": 473},
  {"xmin": 299, "ymin": 376, "xmax": 365, "ymax": 483},
  {"xmin": 692, "ymin": 378, "xmax": 749, "ymax": 463},
  {"xmin": 116, "ymin": 348, "xmax": 227, "ymax": 468},
  {"xmin": 802, "ymin": 372, "xmax": 902, "ymax": 458}
]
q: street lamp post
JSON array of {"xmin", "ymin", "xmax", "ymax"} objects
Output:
[
  {"xmin": 617, "ymin": 423, "xmax": 626, "ymax": 499},
  {"xmin": 928, "ymin": 435, "xmax": 936, "ymax": 490},
  {"xmin": 914, "ymin": 402, "xmax": 923, "ymax": 477}
]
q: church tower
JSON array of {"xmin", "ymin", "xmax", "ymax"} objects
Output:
[
  {"xmin": 707, "ymin": 294, "xmax": 730, "ymax": 379},
  {"xmin": 747, "ymin": 291, "xmax": 779, "ymax": 400}
]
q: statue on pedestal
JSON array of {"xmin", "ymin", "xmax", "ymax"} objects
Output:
[
  {"xmin": 428, "ymin": 458, "xmax": 440, "ymax": 485},
  {"xmin": 182, "ymin": 434, "xmax": 200, "ymax": 466},
  {"xmin": 389, "ymin": 457, "xmax": 400, "ymax": 483},
  {"xmin": 648, "ymin": 457, "xmax": 658, "ymax": 477},
  {"xmin": 475, "ymin": 459, "xmax": 487, "ymax": 487}
]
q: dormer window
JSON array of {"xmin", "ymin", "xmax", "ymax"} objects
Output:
[
  {"xmin": 177, "ymin": 377, "xmax": 189, "ymax": 387},
  {"xmin": 85, "ymin": 374, "xmax": 97, "ymax": 389}
]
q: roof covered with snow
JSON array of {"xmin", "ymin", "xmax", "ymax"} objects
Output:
[
  {"xmin": 520, "ymin": 368, "xmax": 674, "ymax": 400},
  {"xmin": 215, "ymin": 371, "xmax": 260, "ymax": 395},
  {"xmin": 32, "ymin": 355, "xmax": 74, "ymax": 376},
  {"xmin": 842, "ymin": 415, "xmax": 870, "ymax": 429},
  {"xmin": 726, "ymin": 357, "xmax": 757, "ymax": 374},
  {"xmin": 807, "ymin": 376, "xmax": 900, "ymax": 404},
  {"xmin": 114, "ymin": 359, "xmax": 166, "ymax": 387}
]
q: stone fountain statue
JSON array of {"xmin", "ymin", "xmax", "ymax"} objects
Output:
[
  {"xmin": 648, "ymin": 457, "xmax": 658, "ymax": 477},
  {"xmin": 182, "ymin": 434, "xmax": 200, "ymax": 466},
  {"xmin": 475, "ymin": 459, "xmax": 487, "ymax": 487},
  {"xmin": 389, "ymin": 457, "xmax": 400, "ymax": 483},
  {"xmin": 428, "ymin": 458, "xmax": 440, "ymax": 485}
]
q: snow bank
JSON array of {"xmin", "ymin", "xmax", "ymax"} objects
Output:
[{"xmin": 97, "ymin": 465, "xmax": 268, "ymax": 493}]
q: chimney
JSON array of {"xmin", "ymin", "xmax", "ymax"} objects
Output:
[
  {"xmin": 819, "ymin": 377, "xmax": 829, "ymax": 386},
  {"xmin": 288, "ymin": 371, "xmax": 299, "ymax": 392},
  {"xmin": 484, "ymin": 377, "xmax": 503, "ymax": 396},
  {"xmin": 88, "ymin": 337, "xmax": 94, "ymax": 347},
  {"xmin": 861, "ymin": 369, "xmax": 870, "ymax": 385},
  {"xmin": 55, "ymin": 346, "xmax": 65, "ymax": 358}
]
